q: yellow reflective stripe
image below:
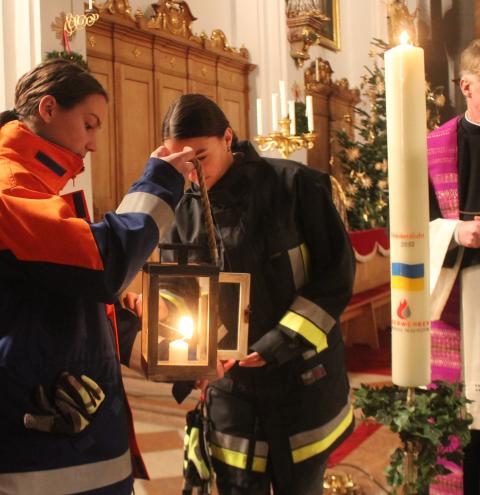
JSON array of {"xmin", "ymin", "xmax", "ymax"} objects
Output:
[
  {"xmin": 280, "ymin": 311, "xmax": 328, "ymax": 352},
  {"xmin": 252, "ymin": 456, "xmax": 268, "ymax": 473},
  {"xmin": 291, "ymin": 407, "xmax": 354, "ymax": 464},
  {"xmin": 290, "ymin": 296, "xmax": 335, "ymax": 334},
  {"xmin": 210, "ymin": 445, "xmax": 267, "ymax": 473},
  {"xmin": 300, "ymin": 243, "xmax": 311, "ymax": 282},
  {"xmin": 188, "ymin": 427, "xmax": 210, "ymax": 480}
]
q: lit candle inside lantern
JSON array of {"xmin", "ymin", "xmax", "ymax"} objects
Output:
[
  {"xmin": 305, "ymin": 95, "xmax": 314, "ymax": 132},
  {"xmin": 279, "ymin": 80, "xmax": 288, "ymax": 118},
  {"xmin": 288, "ymin": 100, "xmax": 296, "ymax": 135},
  {"xmin": 385, "ymin": 31, "xmax": 430, "ymax": 387},
  {"xmin": 256, "ymin": 98, "xmax": 263, "ymax": 135},
  {"xmin": 272, "ymin": 93, "xmax": 279, "ymax": 132},
  {"xmin": 169, "ymin": 316, "xmax": 194, "ymax": 363}
]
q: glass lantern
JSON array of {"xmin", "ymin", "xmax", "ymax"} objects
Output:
[{"xmin": 141, "ymin": 244, "xmax": 219, "ymax": 381}]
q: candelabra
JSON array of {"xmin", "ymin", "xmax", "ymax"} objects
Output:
[
  {"xmin": 64, "ymin": 2, "xmax": 99, "ymax": 37},
  {"xmin": 254, "ymin": 117, "xmax": 317, "ymax": 159}
]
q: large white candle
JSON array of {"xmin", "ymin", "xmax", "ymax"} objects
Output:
[
  {"xmin": 169, "ymin": 339, "xmax": 188, "ymax": 363},
  {"xmin": 272, "ymin": 93, "xmax": 279, "ymax": 132},
  {"xmin": 385, "ymin": 32, "xmax": 431, "ymax": 387},
  {"xmin": 256, "ymin": 98, "xmax": 263, "ymax": 136},
  {"xmin": 279, "ymin": 80, "xmax": 288, "ymax": 118},
  {"xmin": 288, "ymin": 100, "xmax": 296, "ymax": 135},
  {"xmin": 305, "ymin": 95, "xmax": 314, "ymax": 132},
  {"xmin": 89, "ymin": 0, "xmax": 93, "ymax": 9}
]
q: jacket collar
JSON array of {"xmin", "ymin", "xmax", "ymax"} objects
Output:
[{"xmin": 0, "ymin": 120, "xmax": 84, "ymax": 194}]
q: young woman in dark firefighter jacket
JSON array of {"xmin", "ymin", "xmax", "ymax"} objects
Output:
[
  {"xmin": 161, "ymin": 94, "xmax": 356, "ymax": 495},
  {"xmin": 0, "ymin": 58, "xmax": 195, "ymax": 494}
]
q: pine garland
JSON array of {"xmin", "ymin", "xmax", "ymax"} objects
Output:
[{"xmin": 45, "ymin": 50, "xmax": 89, "ymax": 71}]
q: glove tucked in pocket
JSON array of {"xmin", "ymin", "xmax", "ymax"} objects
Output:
[{"xmin": 24, "ymin": 372, "xmax": 105, "ymax": 435}]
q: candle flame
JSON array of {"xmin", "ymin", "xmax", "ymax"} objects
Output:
[
  {"xmin": 399, "ymin": 31, "xmax": 410, "ymax": 46},
  {"xmin": 178, "ymin": 316, "xmax": 194, "ymax": 339}
]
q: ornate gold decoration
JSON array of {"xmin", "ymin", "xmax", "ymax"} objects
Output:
[
  {"xmin": 95, "ymin": 0, "xmax": 132, "ymax": 16},
  {"xmin": 132, "ymin": 47, "xmax": 141, "ymax": 58},
  {"xmin": 169, "ymin": 56, "xmax": 176, "ymax": 67},
  {"xmin": 88, "ymin": 35, "xmax": 97, "ymax": 48},
  {"xmin": 64, "ymin": 8, "xmax": 100, "ymax": 37},
  {"xmin": 254, "ymin": 118, "xmax": 317, "ymax": 159},
  {"xmin": 387, "ymin": 0, "xmax": 418, "ymax": 45},
  {"xmin": 286, "ymin": 0, "xmax": 340, "ymax": 66},
  {"xmin": 147, "ymin": 0, "xmax": 197, "ymax": 39},
  {"xmin": 323, "ymin": 470, "xmax": 362, "ymax": 494},
  {"xmin": 201, "ymin": 66, "xmax": 207, "ymax": 77}
]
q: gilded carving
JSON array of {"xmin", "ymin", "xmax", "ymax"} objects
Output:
[
  {"xmin": 147, "ymin": 0, "xmax": 197, "ymax": 39},
  {"xmin": 132, "ymin": 47, "xmax": 141, "ymax": 58},
  {"xmin": 88, "ymin": 35, "xmax": 97, "ymax": 48},
  {"xmin": 95, "ymin": 0, "xmax": 132, "ymax": 16}
]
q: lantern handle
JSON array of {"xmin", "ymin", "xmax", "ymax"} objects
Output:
[{"xmin": 193, "ymin": 158, "xmax": 220, "ymax": 267}]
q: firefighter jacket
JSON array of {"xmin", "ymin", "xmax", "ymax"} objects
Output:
[
  {"xmin": 163, "ymin": 141, "xmax": 356, "ymax": 483},
  {"xmin": 0, "ymin": 121, "xmax": 184, "ymax": 494}
]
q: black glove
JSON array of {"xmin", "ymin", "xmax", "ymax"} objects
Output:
[{"xmin": 24, "ymin": 372, "xmax": 105, "ymax": 434}]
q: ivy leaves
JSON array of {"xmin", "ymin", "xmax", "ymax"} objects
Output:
[{"xmin": 354, "ymin": 381, "xmax": 472, "ymax": 493}]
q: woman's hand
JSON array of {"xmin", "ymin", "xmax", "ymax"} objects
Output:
[
  {"xmin": 238, "ymin": 352, "xmax": 266, "ymax": 368},
  {"xmin": 150, "ymin": 145, "xmax": 195, "ymax": 179},
  {"xmin": 123, "ymin": 292, "xmax": 142, "ymax": 319}
]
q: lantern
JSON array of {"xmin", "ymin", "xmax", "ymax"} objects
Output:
[{"xmin": 141, "ymin": 243, "xmax": 219, "ymax": 381}]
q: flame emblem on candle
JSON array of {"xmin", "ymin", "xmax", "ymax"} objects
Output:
[
  {"xmin": 399, "ymin": 31, "xmax": 410, "ymax": 46},
  {"xmin": 396, "ymin": 299, "xmax": 411, "ymax": 320}
]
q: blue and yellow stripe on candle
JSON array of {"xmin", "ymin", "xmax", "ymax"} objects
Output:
[{"xmin": 391, "ymin": 262, "xmax": 424, "ymax": 291}]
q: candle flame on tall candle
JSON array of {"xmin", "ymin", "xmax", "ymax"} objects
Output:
[{"xmin": 399, "ymin": 31, "xmax": 410, "ymax": 45}]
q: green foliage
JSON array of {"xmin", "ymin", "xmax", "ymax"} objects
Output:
[
  {"xmin": 336, "ymin": 38, "xmax": 444, "ymax": 231},
  {"xmin": 354, "ymin": 381, "xmax": 472, "ymax": 494},
  {"xmin": 45, "ymin": 50, "xmax": 89, "ymax": 71},
  {"xmin": 295, "ymin": 101, "xmax": 308, "ymax": 135}
]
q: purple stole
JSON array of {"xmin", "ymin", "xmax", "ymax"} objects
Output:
[{"xmin": 427, "ymin": 116, "xmax": 463, "ymax": 495}]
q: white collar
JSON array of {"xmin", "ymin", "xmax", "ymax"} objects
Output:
[{"xmin": 465, "ymin": 111, "xmax": 480, "ymax": 126}]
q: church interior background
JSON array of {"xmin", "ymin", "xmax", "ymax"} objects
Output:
[{"xmin": 0, "ymin": 0, "xmax": 477, "ymax": 493}]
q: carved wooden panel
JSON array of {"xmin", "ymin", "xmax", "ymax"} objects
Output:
[
  {"xmin": 114, "ymin": 63, "xmax": 155, "ymax": 196},
  {"xmin": 86, "ymin": 3, "xmax": 254, "ymax": 219},
  {"xmin": 155, "ymin": 72, "xmax": 187, "ymax": 143},
  {"xmin": 88, "ymin": 57, "xmax": 117, "ymax": 220},
  {"xmin": 218, "ymin": 87, "xmax": 247, "ymax": 140}
]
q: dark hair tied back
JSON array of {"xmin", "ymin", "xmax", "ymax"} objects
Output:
[
  {"xmin": 0, "ymin": 58, "xmax": 107, "ymax": 129},
  {"xmin": 162, "ymin": 93, "xmax": 238, "ymax": 147}
]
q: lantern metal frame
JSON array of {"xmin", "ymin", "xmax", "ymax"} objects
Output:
[
  {"xmin": 217, "ymin": 272, "xmax": 250, "ymax": 360},
  {"xmin": 141, "ymin": 244, "xmax": 219, "ymax": 382}
]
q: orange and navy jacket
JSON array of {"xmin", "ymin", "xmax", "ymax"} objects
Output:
[{"xmin": 0, "ymin": 121, "xmax": 184, "ymax": 494}]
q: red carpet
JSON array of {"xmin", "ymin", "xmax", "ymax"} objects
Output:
[
  {"xmin": 345, "ymin": 329, "xmax": 391, "ymax": 376},
  {"xmin": 328, "ymin": 421, "xmax": 382, "ymax": 467}
]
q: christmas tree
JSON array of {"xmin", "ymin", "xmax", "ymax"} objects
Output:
[{"xmin": 336, "ymin": 39, "xmax": 445, "ymax": 230}]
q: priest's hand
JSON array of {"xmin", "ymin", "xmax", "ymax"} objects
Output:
[{"xmin": 456, "ymin": 217, "xmax": 480, "ymax": 248}]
